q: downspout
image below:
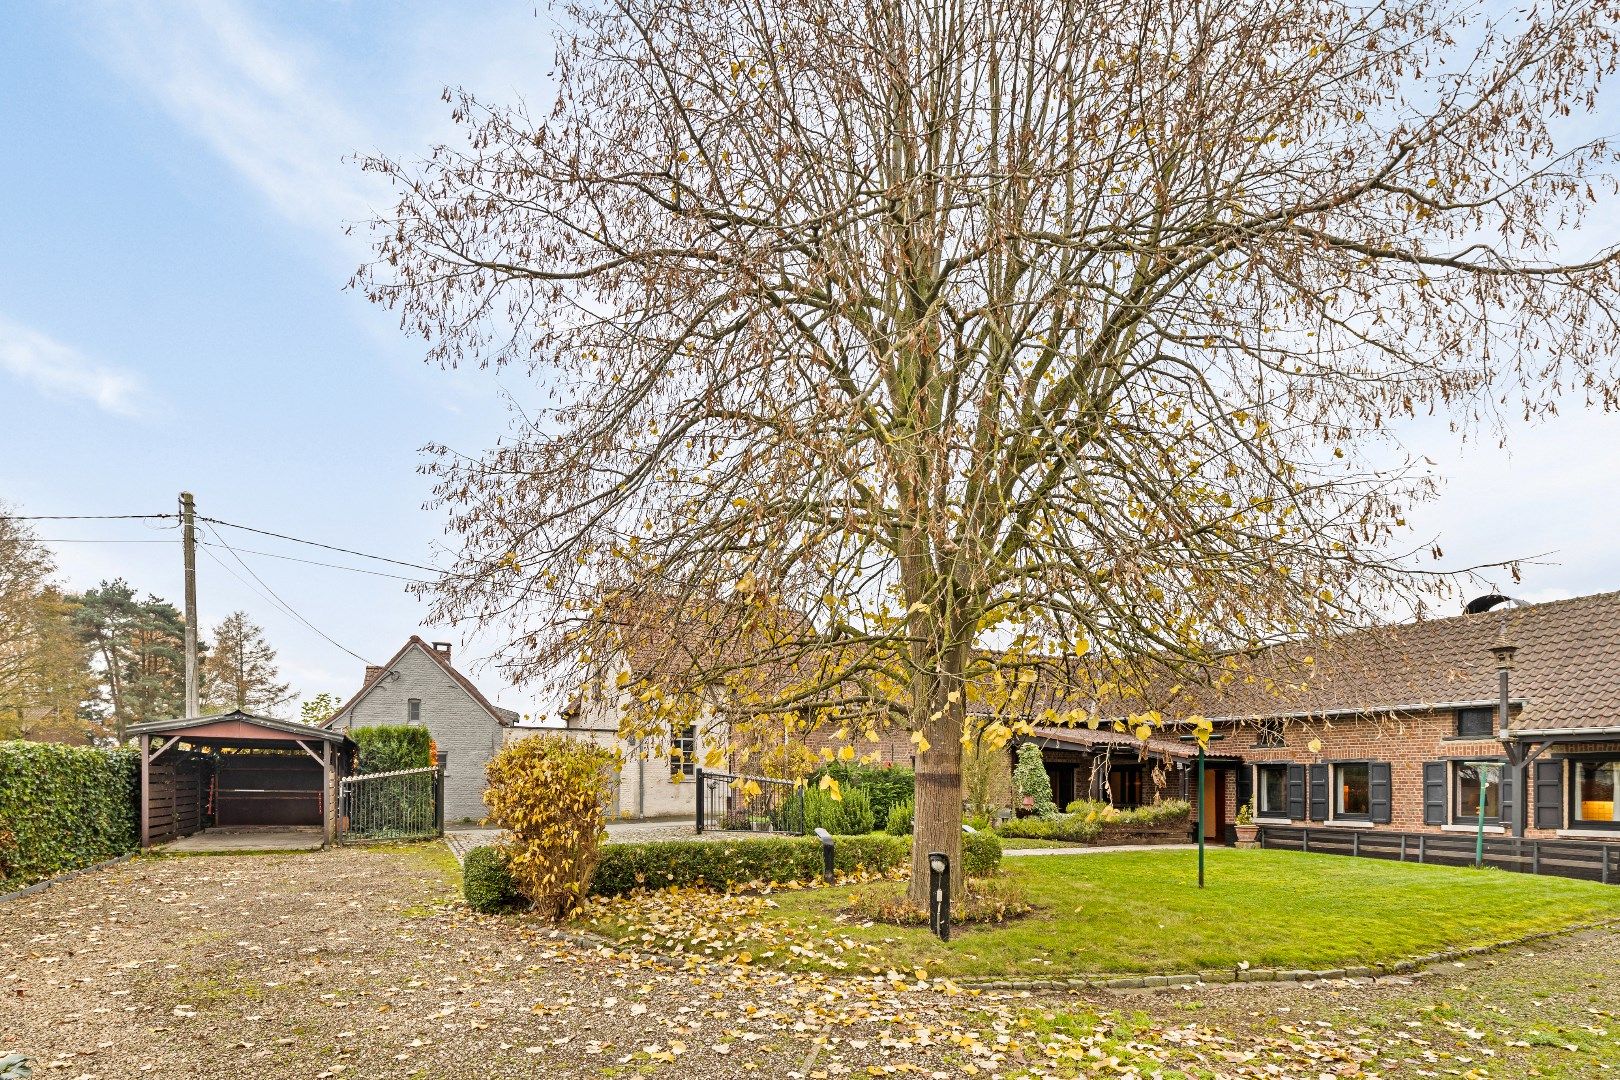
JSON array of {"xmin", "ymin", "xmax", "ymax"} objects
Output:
[{"xmin": 637, "ymin": 738, "xmax": 645, "ymax": 819}]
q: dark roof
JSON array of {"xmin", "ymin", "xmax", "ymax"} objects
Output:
[
  {"xmin": 128, "ymin": 710, "xmax": 350, "ymax": 744},
  {"xmin": 1178, "ymin": 590, "xmax": 1620, "ymax": 735},
  {"xmin": 323, "ymin": 637, "xmax": 518, "ymax": 728},
  {"xmin": 1025, "ymin": 724, "xmax": 1207, "ymax": 760}
]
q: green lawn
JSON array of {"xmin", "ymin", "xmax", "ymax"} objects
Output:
[{"xmin": 585, "ymin": 849, "xmax": 1620, "ymax": 979}]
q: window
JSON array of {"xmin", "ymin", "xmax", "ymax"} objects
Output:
[
  {"xmin": 1456, "ymin": 708, "xmax": 1495, "ymax": 738},
  {"xmin": 671, "ymin": 723, "xmax": 697, "ymax": 778},
  {"xmin": 1454, "ymin": 762, "xmax": 1501, "ymax": 822},
  {"xmin": 1573, "ymin": 760, "xmax": 1620, "ymax": 825},
  {"xmin": 407, "ymin": 698, "xmax": 422, "ymax": 725},
  {"xmin": 1256, "ymin": 720, "xmax": 1285, "ymax": 748},
  {"xmin": 1335, "ymin": 762, "xmax": 1371, "ymax": 818},
  {"xmin": 1256, "ymin": 763, "xmax": 1289, "ymax": 817}
]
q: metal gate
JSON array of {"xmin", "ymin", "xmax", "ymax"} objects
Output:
[
  {"xmin": 695, "ymin": 769, "xmax": 805, "ymax": 834},
  {"xmin": 338, "ymin": 765, "xmax": 444, "ymax": 843}
]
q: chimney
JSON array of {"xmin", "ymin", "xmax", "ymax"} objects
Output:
[
  {"xmin": 365, "ymin": 665, "xmax": 384, "ymax": 683},
  {"xmin": 432, "ymin": 641, "xmax": 453, "ymax": 663}
]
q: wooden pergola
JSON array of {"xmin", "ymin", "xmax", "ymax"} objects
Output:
[{"xmin": 127, "ymin": 711, "xmax": 355, "ymax": 848}]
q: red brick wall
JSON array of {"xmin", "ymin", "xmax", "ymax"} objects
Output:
[{"xmin": 1220, "ymin": 709, "xmax": 1603, "ymax": 838}]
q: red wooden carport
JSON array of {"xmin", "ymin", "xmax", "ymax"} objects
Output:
[{"xmin": 127, "ymin": 711, "xmax": 355, "ymax": 848}]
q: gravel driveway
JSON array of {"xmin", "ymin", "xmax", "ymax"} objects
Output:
[{"xmin": 7, "ymin": 843, "xmax": 1619, "ymax": 1078}]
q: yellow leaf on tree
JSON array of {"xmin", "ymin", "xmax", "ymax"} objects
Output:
[
  {"xmin": 1308, "ymin": 737, "xmax": 1323, "ymax": 753},
  {"xmin": 838, "ymin": 744, "xmax": 855, "ymax": 762},
  {"xmin": 910, "ymin": 731, "xmax": 931, "ymax": 754}
]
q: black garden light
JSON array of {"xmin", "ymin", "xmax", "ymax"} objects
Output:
[
  {"xmin": 814, "ymin": 827, "xmax": 836, "ymax": 883},
  {"xmin": 927, "ymin": 851, "xmax": 952, "ymax": 941}
]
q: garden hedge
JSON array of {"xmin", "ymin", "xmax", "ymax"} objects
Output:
[
  {"xmin": 463, "ymin": 845, "xmax": 524, "ymax": 913},
  {"xmin": 592, "ymin": 833, "xmax": 908, "ymax": 896},
  {"xmin": 0, "ymin": 741, "xmax": 138, "ymax": 889},
  {"xmin": 352, "ymin": 725, "xmax": 434, "ymax": 774},
  {"xmin": 962, "ymin": 829, "xmax": 1003, "ymax": 877},
  {"xmin": 808, "ymin": 761, "xmax": 915, "ymax": 824}
]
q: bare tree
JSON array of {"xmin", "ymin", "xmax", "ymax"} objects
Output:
[{"xmin": 359, "ymin": 0, "xmax": 1619, "ymax": 903}]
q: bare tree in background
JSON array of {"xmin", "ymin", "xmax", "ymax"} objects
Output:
[{"xmin": 359, "ymin": 0, "xmax": 1619, "ymax": 903}]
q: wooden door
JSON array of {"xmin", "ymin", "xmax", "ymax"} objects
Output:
[{"xmin": 1202, "ymin": 769, "xmax": 1225, "ymax": 840}]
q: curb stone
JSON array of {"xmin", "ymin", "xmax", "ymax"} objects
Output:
[{"xmin": 0, "ymin": 853, "xmax": 136, "ymax": 905}]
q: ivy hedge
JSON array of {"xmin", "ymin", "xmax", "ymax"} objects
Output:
[
  {"xmin": 0, "ymin": 741, "xmax": 139, "ymax": 890},
  {"xmin": 591, "ymin": 833, "xmax": 908, "ymax": 896}
]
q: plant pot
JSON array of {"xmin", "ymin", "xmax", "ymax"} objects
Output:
[{"xmin": 1233, "ymin": 823, "xmax": 1260, "ymax": 848}]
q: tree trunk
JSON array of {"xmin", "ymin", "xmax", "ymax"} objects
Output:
[{"xmin": 907, "ymin": 641, "xmax": 967, "ymax": 907}]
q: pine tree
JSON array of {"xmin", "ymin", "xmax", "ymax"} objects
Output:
[{"xmin": 200, "ymin": 611, "xmax": 290, "ymax": 716}]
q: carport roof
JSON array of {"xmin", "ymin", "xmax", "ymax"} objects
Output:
[{"xmin": 128, "ymin": 710, "xmax": 351, "ymax": 744}]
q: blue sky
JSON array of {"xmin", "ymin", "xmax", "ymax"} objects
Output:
[{"xmin": 2, "ymin": 1, "xmax": 1619, "ymax": 719}]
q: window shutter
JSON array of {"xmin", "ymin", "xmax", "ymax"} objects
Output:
[
  {"xmin": 1308, "ymin": 763, "xmax": 1329, "ymax": 821},
  {"xmin": 1235, "ymin": 766, "xmax": 1253, "ymax": 815},
  {"xmin": 1286, "ymin": 764, "xmax": 1306, "ymax": 820},
  {"xmin": 1369, "ymin": 762, "xmax": 1392, "ymax": 824},
  {"xmin": 1499, "ymin": 763, "xmax": 1517, "ymax": 831},
  {"xmin": 1534, "ymin": 759, "xmax": 1564, "ymax": 830},
  {"xmin": 1423, "ymin": 762, "xmax": 1446, "ymax": 825}
]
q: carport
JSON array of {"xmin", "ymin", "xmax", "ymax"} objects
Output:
[{"xmin": 127, "ymin": 711, "xmax": 355, "ymax": 849}]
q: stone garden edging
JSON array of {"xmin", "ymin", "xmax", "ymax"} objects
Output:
[
  {"xmin": 0, "ymin": 853, "xmax": 137, "ymax": 905},
  {"xmin": 952, "ymin": 916, "xmax": 1620, "ymax": 993}
]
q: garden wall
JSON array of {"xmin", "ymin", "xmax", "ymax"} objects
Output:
[{"xmin": 0, "ymin": 741, "xmax": 139, "ymax": 890}]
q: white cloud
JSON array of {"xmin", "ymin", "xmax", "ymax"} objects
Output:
[
  {"xmin": 0, "ymin": 314, "xmax": 152, "ymax": 416},
  {"xmin": 89, "ymin": 0, "xmax": 385, "ymax": 231}
]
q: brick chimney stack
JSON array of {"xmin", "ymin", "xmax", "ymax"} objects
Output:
[
  {"xmin": 432, "ymin": 641, "xmax": 453, "ymax": 663},
  {"xmin": 365, "ymin": 665, "xmax": 383, "ymax": 683}
]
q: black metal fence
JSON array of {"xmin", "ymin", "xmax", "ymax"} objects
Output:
[
  {"xmin": 695, "ymin": 768, "xmax": 805, "ymax": 834},
  {"xmin": 338, "ymin": 765, "xmax": 444, "ymax": 843},
  {"xmin": 1260, "ymin": 825, "xmax": 1620, "ymax": 884}
]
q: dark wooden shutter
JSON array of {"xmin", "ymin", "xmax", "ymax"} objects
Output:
[
  {"xmin": 1369, "ymin": 762, "xmax": 1392, "ymax": 824},
  {"xmin": 1308, "ymin": 763, "xmax": 1329, "ymax": 821},
  {"xmin": 1286, "ymin": 764, "xmax": 1306, "ymax": 820},
  {"xmin": 1423, "ymin": 761, "xmax": 1447, "ymax": 825},
  {"xmin": 1534, "ymin": 759, "xmax": 1564, "ymax": 830},
  {"xmin": 1236, "ymin": 765, "xmax": 1253, "ymax": 815},
  {"xmin": 1499, "ymin": 763, "xmax": 1517, "ymax": 830}
]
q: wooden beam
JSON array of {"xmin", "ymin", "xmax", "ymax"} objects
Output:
[
  {"xmin": 139, "ymin": 734, "xmax": 151, "ymax": 850},
  {"xmin": 148, "ymin": 735, "xmax": 183, "ymax": 764},
  {"xmin": 292, "ymin": 739, "xmax": 326, "ymax": 767}
]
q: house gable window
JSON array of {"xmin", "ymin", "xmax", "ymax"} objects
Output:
[
  {"xmin": 1572, "ymin": 760, "xmax": 1620, "ymax": 825},
  {"xmin": 671, "ymin": 723, "xmax": 697, "ymax": 778},
  {"xmin": 1454, "ymin": 762, "xmax": 1502, "ymax": 823},
  {"xmin": 1256, "ymin": 720, "xmax": 1285, "ymax": 748},
  {"xmin": 1335, "ymin": 762, "xmax": 1372, "ymax": 819},
  {"xmin": 407, "ymin": 698, "xmax": 422, "ymax": 725},
  {"xmin": 1255, "ymin": 763, "xmax": 1289, "ymax": 817},
  {"xmin": 1455, "ymin": 707, "xmax": 1495, "ymax": 738}
]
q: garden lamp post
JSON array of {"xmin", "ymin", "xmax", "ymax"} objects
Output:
[{"xmin": 1179, "ymin": 733, "xmax": 1226, "ymax": 888}]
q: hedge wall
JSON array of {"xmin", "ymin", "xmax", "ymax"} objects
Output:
[
  {"xmin": 0, "ymin": 741, "xmax": 139, "ymax": 890},
  {"xmin": 592, "ymin": 833, "xmax": 908, "ymax": 897},
  {"xmin": 352, "ymin": 725, "xmax": 434, "ymax": 774}
]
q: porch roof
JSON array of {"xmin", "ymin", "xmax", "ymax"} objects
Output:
[
  {"xmin": 1026, "ymin": 724, "xmax": 1218, "ymax": 761},
  {"xmin": 128, "ymin": 710, "xmax": 352, "ymax": 747}
]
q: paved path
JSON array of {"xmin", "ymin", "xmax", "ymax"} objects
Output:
[
  {"xmin": 1005, "ymin": 842, "xmax": 1199, "ymax": 857},
  {"xmin": 161, "ymin": 826, "xmax": 324, "ymax": 853}
]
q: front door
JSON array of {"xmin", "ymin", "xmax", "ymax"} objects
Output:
[{"xmin": 1201, "ymin": 768, "xmax": 1226, "ymax": 841}]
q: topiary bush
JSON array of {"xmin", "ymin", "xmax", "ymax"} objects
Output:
[
  {"xmin": 591, "ymin": 833, "xmax": 908, "ymax": 896},
  {"xmin": 1012, "ymin": 742, "xmax": 1057, "ymax": 818},
  {"xmin": 463, "ymin": 845, "xmax": 523, "ymax": 913},
  {"xmin": 484, "ymin": 734, "xmax": 618, "ymax": 919},
  {"xmin": 962, "ymin": 828, "xmax": 1003, "ymax": 877},
  {"xmin": 883, "ymin": 797, "xmax": 914, "ymax": 835},
  {"xmin": 352, "ymin": 724, "xmax": 434, "ymax": 774},
  {"xmin": 0, "ymin": 741, "xmax": 138, "ymax": 890}
]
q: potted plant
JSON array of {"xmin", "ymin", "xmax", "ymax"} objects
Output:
[{"xmin": 1233, "ymin": 800, "xmax": 1260, "ymax": 848}]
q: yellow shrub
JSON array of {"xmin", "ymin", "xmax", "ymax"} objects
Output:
[{"xmin": 484, "ymin": 734, "xmax": 618, "ymax": 919}]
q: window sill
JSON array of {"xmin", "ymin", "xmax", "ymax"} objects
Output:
[
  {"xmin": 1442, "ymin": 823, "xmax": 1505, "ymax": 834},
  {"xmin": 1557, "ymin": 828, "xmax": 1620, "ymax": 839},
  {"xmin": 1325, "ymin": 818, "xmax": 1375, "ymax": 829},
  {"xmin": 1255, "ymin": 816, "xmax": 1293, "ymax": 824}
]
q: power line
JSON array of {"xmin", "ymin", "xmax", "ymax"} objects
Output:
[
  {"xmin": 199, "ymin": 521, "xmax": 374, "ymax": 666},
  {"xmin": 200, "ymin": 516, "xmax": 447, "ymax": 575},
  {"xmin": 196, "ymin": 540, "xmax": 431, "ymax": 584},
  {"xmin": 1, "ymin": 513, "xmax": 178, "ymax": 522},
  {"xmin": 37, "ymin": 538, "xmax": 180, "ymax": 544}
]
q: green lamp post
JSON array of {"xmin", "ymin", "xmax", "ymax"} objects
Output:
[{"xmin": 1180, "ymin": 733, "xmax": 1227, "ymax": 888}]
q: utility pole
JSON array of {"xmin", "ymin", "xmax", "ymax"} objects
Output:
[{"xmin": 181, "ymin": 491, "xmax": 199, "ymax": 717}]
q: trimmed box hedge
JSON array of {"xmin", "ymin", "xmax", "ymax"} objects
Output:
[
  {"xmin": 463, "ymin": 845, "xmax": 524, "ymax": 913},
  {"xmin": 592, "ymin": 833, "xmax": 908, "ymax": 896},
  {"xmin": 0, "ymin": 741, "xmax": 138, "ymax": 889}
]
